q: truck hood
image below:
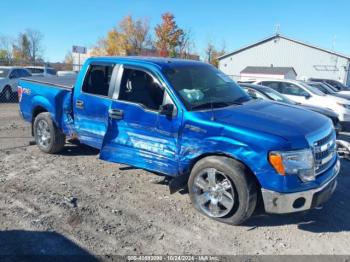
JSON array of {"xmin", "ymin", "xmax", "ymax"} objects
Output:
[{"xmin": 206, "ymin": 100, "xmax": 331, "ymax": 145}]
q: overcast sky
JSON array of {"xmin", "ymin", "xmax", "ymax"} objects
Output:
[{"xmin": 1, "ymin": 0, "xmax": 349, "ymax": 62}]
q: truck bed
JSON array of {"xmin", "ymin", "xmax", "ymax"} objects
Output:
[
  {"xmin": 21, "ymin": 76, "xmax": 76, "ymax": 90},
  {"xmin": 19, "ymin": 76, "xmax": 76, "ymax": 137}
]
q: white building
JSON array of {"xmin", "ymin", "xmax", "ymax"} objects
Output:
[
  {"xmin": 218, "ymin": 34, "xmax": 350, "ymax": 86},
  {"xmin": 72, "ymin": 49, "xmax": 92, "ymax": 71},
  {"xmin": 240, "ymin": 66, "xmax": 297, "ymax": 81}
]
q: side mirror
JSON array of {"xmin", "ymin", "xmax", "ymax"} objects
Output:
[
  {"xmin": 9, "ymin": 74, "xmax": 15, "ymax": 79},
  {"xmin": 159, "ymin": 103, "xmax": 175, "ymax": 117},
  {"xmin": 304, "ymin": 93, "xmax": 311, "ymax": 99}
]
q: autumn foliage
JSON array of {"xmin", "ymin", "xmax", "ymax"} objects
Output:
[
  {"xmin": 91, "ymin": 15, "xmax": 151, "ymax": 56},
  {"xmin": 92, "ymin": 13, "xmax": 195, "ymax": 59},
  {"xmin": 155, "ymin": 12, "xmax": 184, "ymax": 57}
]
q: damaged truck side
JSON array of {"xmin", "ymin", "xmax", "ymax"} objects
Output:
[{"xmin": 18, "ymin": 57, "xmax": 340, "ymax": 225}]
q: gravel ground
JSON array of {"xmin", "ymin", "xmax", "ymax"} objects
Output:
[{"xmin": 1, "ymin": 103, "xmax": 350, "ymax": 259}]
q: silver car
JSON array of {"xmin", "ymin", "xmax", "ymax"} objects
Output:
[{"xmin": 0, "ymin": 67, "xmax": 32, "ymax": 102}]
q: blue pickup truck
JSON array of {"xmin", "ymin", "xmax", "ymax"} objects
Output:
[{"xmin": 18, "ymin": 57, "xmax": 340, "ymax": 225}]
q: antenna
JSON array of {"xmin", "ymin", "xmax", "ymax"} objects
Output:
[
  {"xmin": 332, "ymin": 35, "xmax": 337, "ymax": 51},
  {"xmin": 274, "ymin": 23, "xmax": 280, "ymax": 35},
  {"xmin": 331, "ymin": 35, "xmax": 338, "ymax": 65}
]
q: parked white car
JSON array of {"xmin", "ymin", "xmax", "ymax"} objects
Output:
[
  {"xmin": 57, "ymin": 71, "xmax": 77, "ymax": 77},
  {"xmin": 254, "ymin": 79, "xmax": 350, "ymax": 123},
  {"xmin": 0, "ymin": 67, "xmax": 32, "ymax": 101},
  {"xmin": 25, "ymin": 66, "xmax": 57, "ymax": 77}
]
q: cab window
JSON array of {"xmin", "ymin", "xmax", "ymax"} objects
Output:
[
  {"xmin": 82, "ymin": 64, "xmax": 115, "ymax": 96},
  {"xmin": 118, "ymin": 69, "xmax": 165, "ymax": 111}
]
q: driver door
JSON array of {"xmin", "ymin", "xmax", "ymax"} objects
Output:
[{"xmin": 100, "ymin": 65, "xmax": 182, "ymax": 176}]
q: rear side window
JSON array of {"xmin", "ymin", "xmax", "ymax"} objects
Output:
[
  {"xmin": 82, "ymin": 64, "xmax": 115, "ymax": 96},
  {"xmin": 279, "ymin": 82, "xmax": 309, "ymax": 96},
  {"xmin": 118, "ymin": 68, "xmax": 165, "ymax": 111},
  {"xmin": 19, "ymin": 69, "xmax": 31, "ymax": 77},
  {"xmin": 9, "ymin": 70, "xmax": 19, "ymax": 79},
  {"xmin": 46, "ymin": 68, "xmax": 57, "ymax": 75},
  {"xmin": 27, "ymin": 68, "xmax": 44, "ymax": 74},
  {"xmin": 261, "ymin": 81, "xmax": 281, "ymax": 92}
]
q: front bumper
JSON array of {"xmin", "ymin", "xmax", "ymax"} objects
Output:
[{"xmin": 261, "ymin": 160, "xmax": 340, "ymax": 214}]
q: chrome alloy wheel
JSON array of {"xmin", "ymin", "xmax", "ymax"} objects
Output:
[
  {"xmin": 192, "ymin": 168, "xmax": 235, "ymax": 218},
  {"xmin": 36, "ymin": 119, "xmax": 51, "ymax": 149}
]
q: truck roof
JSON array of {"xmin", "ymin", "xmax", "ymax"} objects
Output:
[{"xmin": 88, "ymin": 56, "xmax": 203, "ymax": 68}]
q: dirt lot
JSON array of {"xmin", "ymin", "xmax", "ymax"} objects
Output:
[{"xmin": 1, "ymin": 103, "xmax": 350, "ymax": 258}]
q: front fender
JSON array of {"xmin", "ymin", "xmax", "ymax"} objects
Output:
[{"xmin": 178, "ymin": 124, "xmax": 290, "ymax": 190}]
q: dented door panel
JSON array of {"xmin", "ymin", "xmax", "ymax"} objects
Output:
[{"xmin": 100, "ymin": 100, "xmax": 181, "ymax": 176}]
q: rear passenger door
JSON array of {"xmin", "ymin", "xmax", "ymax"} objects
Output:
[
  {"xmin": 100, "ymin": 65, "xmax": 182, "ymax": 176},
  {"xmin": 74, "ymin": 63, "xmax": 118, "ymax": 149}
]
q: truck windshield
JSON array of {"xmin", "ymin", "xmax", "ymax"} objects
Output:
[
  {"xmin": 0, "ymin": 68, "xmax": 9, "ymax": 78},
  {"xmin": 163, "ymin": 64, "xmax": 250, "ymax": 110}
]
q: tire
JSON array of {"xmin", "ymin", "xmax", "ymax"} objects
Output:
[
  {"xmin": 2, "ymin": 86, "xmax": 12, "ymax": 102},
  {"xmin": 188, "ymin": 156, "xmax": 257, "ymax": 225},
  {"xmin": 33, "ymin": 112, "xmax": 65, "ymax": 154}
]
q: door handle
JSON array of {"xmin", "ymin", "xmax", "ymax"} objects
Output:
[
  {"xmin": 109, "ymin": 109, "xmax": 123, "ymax": 120},
  {"xmin": 76, "ymin": 100, "xmax": 84, "ymax": 109}
]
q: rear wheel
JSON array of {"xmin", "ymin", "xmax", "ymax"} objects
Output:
[
  {"xmin": 188, "ymin": 156, "xmax": 257, "ymax": 225},
  {"xmin": 34, "ymin": 112, "xmax": 65, "ymax": 154},
  {"xmin": 2, "ymin": 86, "xmax": 12, "ymax": 102}
]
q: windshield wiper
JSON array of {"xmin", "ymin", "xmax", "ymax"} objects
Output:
[{"xmin": 191, "ymin": 101, "xmax": 242, "ymax": 110}]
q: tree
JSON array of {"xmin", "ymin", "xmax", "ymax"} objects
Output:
[
  {"xmin": 0, "ymin": 36, "xmax": 13, "ymax": 65},
  {"xmin": 26, "ymin": 29, "xmax": 44, "ymax": 65},
  {"xmin": 64, "ymin": 51, "xmax": 73, "ymax": 65},
  {"xmin": 12, "ymin": 29, "xmax": 44, "ymax": 65},
  {"xmin": 62, "ymin": 51, "xmax": 74, "ymax": 70},
  {"xmin": 178, "ymin": 29, "xmax": 194, "ymax": 58},
  {"xmin": 12, "ymin": 33, "xmax": 31, "ymax": 64},
  {"xmin": 155, "ymin": 12, "xmax": 184, "ymax": 57},
  {"xmin": 205, "ymin": 41, "xmax": 226, "ymax": 68},
  {"xmin": 119, "ymin": 15, "xmax": 151, "ymax": 55},
  {"xmin": 92, "ymin": 15, "xmax": 151, "ymax": 56}
]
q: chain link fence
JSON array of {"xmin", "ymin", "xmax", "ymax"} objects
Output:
[{"xmin": 0, "ymin": 59, "xmax": 77, "ymax": 103}]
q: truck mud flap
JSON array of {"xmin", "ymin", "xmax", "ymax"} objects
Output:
[{"xmin": 169, "ymin": 174, "xmax": 189, "ymax": 194}]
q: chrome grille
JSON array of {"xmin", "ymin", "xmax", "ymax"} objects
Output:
[{"xmin": 313, "ymin": 131, "xmax": 337, "ymax": 175}]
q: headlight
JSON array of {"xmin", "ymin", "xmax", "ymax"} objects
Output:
[
  {"xmin": 336, "ymin": 102, "xmax": 350, "ymax": 109},
  {"xmin": 269, "ymin": 149, "xmax": 315, "ymax": 182}
]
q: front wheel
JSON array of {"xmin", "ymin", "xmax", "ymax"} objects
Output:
[
  {"xmin": 188, "ymin": 156, "xmax": 257, "ymax": 225},
  {"xmin": 34, "ymin": 112, "xmax": 65, "ymax": 154}
]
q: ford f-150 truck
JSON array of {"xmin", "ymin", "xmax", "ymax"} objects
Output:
[{"xmin": 18, "ymin": 57, "xmax": 340, "ymax": 225}]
